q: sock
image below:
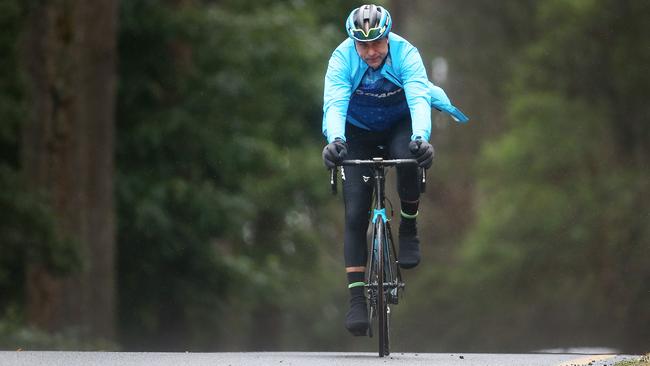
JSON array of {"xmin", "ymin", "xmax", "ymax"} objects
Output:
[
  {"xmin": 400, "ymin": 200, "xmax": 419, "ymax": 232},
  {"xmin": 398, "ymin": 201, "xmax": 421, "ymax": 269},
  {"xmin": 347, "ymin": 271, "xmax": 365, "ymax": 302},
  {"xmin": 401, "ymin": 200, "xmax": 419, "ymax": 218}
]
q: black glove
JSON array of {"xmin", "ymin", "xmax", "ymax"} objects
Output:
[
  {"xmin": 409, "ymin": 138, "xmax": 434, "ymax": 169},
  {"xmin": 322, "ymin": 138, "xmax": 348, "ymax": 169}
]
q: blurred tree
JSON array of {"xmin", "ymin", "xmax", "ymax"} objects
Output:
[
  {"xmin": 383, "ymin": 1, "xmax": 540, "ymax": 351},
  {"xmin": 21, "ymin": 0, "xmax": 118, "ymax": 340},
  {"xmin": 386, "ymin": 0, "xmax": 649, "ymax": 354},
  {"xmin": 0, "ymin": 0, "xmax": 29, "ymax": 316},
  {"xmin": 115, "ymin": 0, "xmax": 368, "ymax": 350},
  {"xmin": 5, "ymin": 0, "xmax": 644, "ymax": 354},
  {"xmin": 1, "ymin": 0, "xmax": 90, "ymax": 349},
  {"xmin": 406, "ymin": 0, "xmax": 649, "ymax": 352},
  {"xmin": 391, "ymin": 0, "xmax": 539, "ymax": 257}
]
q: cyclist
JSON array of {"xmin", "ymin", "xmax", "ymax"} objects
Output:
[{"xmin": 321, "ymin": 4, "xmax": 469, "ymax": 336}]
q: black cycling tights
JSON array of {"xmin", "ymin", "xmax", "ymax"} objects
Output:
[{"xmin": 342, "ymin": 121, "xmax": 420, "ymax": 268}]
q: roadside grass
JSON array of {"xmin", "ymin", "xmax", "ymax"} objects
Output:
[{"xmin": 614, "ymin": 354, "xmax": 650, "ymax": 366}]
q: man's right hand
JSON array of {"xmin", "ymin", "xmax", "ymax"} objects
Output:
[{"xmin": 322, "ymin": 138, "xmax": 348, "ymax": 169}]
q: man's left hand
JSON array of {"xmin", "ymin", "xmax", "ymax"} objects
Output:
[{"xmin": 409, "ymin": 139, "xmax": 434, "ymax": 169}]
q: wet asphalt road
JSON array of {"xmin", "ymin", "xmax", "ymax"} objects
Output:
[{"xmin": 0, "ymin": 351, "xmax": 638, "ymax": 366}]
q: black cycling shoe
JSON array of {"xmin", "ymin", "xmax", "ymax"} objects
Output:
[
  {"xmin": 398, "ymin": 219, "xmax": 421, "ymax": 269},
  {"xmin": 345, "ymin": 301, "xmax": 369, "ymax": 336}
]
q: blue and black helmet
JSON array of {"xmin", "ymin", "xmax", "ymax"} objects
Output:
[{"xmin": 345, "ymin": 4, "xmax": 392, "ymax": 42}]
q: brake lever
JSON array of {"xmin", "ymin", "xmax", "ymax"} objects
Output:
[{"xmin": 330, "ymin": 168, "xmax": 338, "ymax": 195}]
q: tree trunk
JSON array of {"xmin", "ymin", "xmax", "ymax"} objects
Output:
[
  {"xmin": 22, "ymin": 0, "xmax": 118, "ymax": 340},
  {"xmin": 389, "ymin": 0, "xmax": 409, "ymax": 34}
]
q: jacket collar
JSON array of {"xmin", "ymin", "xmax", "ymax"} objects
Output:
[
  {"xmin": 380, "ymin": 50, "xmax": 400, "ymax": 85},
  {"xmin": 351, "ymin": 44, "xmax": 402, "ymax": 90}
]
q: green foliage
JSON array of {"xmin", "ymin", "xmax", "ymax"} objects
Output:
[
  {"xmin": 390, "ymin": 0, "xmax": 648, "ymax": 353},
  {"xmin": 614, "ymin": 354, "xmax": 650, "ymax": 366},
  {"xmin": 0, "ymin": 0, "xmax": 24, "ymax": 166},
  {"xmin": 2, "ymin": 0, "xmax": 646, "ymax": 353},
  {"xmin": 0, "ymin": 0, "xmax": 81, "ymax": 321},
  {"xmin": 0, "ymin": 1, "xmax": 84, "ymax": 350},
  {"xmin": 425, "ymin": 0, "xmax": 650, "ymax": 351},
  {"xmin": 518, "ymin": 0, "xmax": 650, "ymax": 160},
  {"xmin": 0, "ymin": 307, "xmax": 117, "ymax": 351},
  {"xmin": 0, "ymin": 166, "xmax": 81, "ymax": 275},
  {"xmin": 116, "ymin": 0, "xmax": 352, "ymax": 350}
]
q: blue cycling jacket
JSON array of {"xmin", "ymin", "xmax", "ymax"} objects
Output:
[{"xmin": 322, "ymin": 33, "xmax": 469, "ymax": 143}]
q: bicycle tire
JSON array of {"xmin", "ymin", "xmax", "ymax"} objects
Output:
[
  {"xmin": 375, "ymin": 219, "xmax": 389, "ymax": 357},
  {"xmin": 385, "ymin": 222, "xmax": 400, "ymax": 305},
  {"xmin": 366, "ymin": 218, "xmax": 380, "ymax": 341}
]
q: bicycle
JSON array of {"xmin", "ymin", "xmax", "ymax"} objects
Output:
[{"xmin": 330, "ymin": 156, "xmax": 426, "ymax": 357}]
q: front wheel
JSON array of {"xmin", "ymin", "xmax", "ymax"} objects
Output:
[{"xmin": 375, "ymin": 220, "xmax": 389, "ymax": 357}]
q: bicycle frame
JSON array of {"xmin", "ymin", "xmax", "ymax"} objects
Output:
[{"xmin": 363, "ymin": 158, "xmax": 404, "ymax": 300}]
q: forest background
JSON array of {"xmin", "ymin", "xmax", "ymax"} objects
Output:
[{"xmin": 0, "ymin": 0, "xmax": 648, "ymax": 353}]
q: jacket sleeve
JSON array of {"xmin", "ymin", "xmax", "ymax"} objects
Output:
[
  {"xmin": 429, "ymin": 81, "xmax": 470, "ymax": 123},
  {"xmin": 400, "ymin": 46, "xmax": 433, "ymax": 141},
  {"xmin": 322, "ymin": 48, "xmax": 352, "ymax": 143}
]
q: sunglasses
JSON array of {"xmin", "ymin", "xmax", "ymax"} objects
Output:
[{"xmin": 349, "ymin": 26, "xmax": 386, "ymax": 41}]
